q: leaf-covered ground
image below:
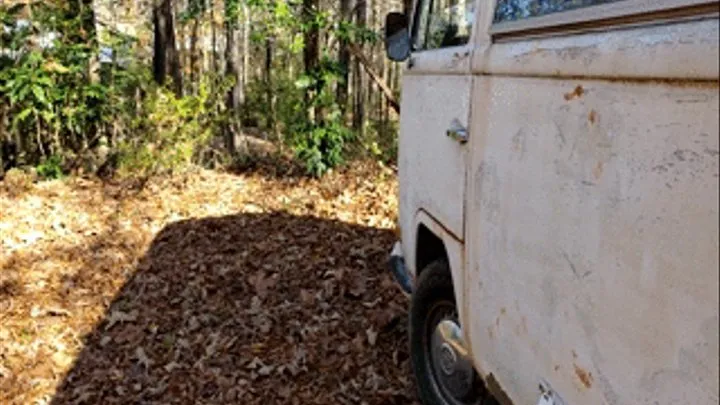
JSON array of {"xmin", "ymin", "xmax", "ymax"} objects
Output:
[{"xmin": 0, "ymin": 162, "xmax": 421, "ymax": 405}]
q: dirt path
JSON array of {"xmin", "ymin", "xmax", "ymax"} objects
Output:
[{"xmin": 0, "ymin": 163, "xmax": 420, "ymax": 405}]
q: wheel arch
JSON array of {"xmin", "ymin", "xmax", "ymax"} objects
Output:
[{"xmin": 412, "ymin": 210, "xmax": 468, "ymax": 343}]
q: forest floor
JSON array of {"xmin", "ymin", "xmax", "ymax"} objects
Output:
[{"xmin": 0, "ymin": 160, "xmax": 421, "ymax": 405}]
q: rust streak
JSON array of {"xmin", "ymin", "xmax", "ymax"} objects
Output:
[
  {"xmin": 574, "ymin": 363, "xmax": 594, "ymax": 389},
  {"xmin": 564, "ymin": 85, "xmax": 585, "ymax": 101},
  {"xmin": 593, "ymin": 161, "xmax": 604, "ymax": 180},
  {"xmin": 588, "ymin": 109, "xmax": 598, "ymax": 124}
]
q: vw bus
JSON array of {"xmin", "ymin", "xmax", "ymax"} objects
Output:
[{"xmin": 385, "ymin": 1, "xmax": 720, "ymax": 404}]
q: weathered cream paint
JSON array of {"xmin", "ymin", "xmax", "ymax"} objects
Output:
[
  {"xmin": 397, "ymin": 2, "xmax": 719, "ymax": 404},
  {"xmin": 476, "ymin": 18, "xmax": 720, "ymax": 80},
  {"xmin": 397, "ymin": 72, "xmax": 472, "ymax": 272},
  {"xmin": 465, "ymin": 77, "xmax": 719, "ymax": 405}
]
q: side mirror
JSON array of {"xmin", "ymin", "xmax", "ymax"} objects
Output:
[{"xmin": 384, "ymin": 12, "xmax": 411, "ymax": 62}]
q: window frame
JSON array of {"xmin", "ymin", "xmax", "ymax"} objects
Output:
[
  {"xmin": 488, "ymin": 0, "xmax": 719, "ymax": 41},
  {"xmin": 410, "ymin": 0, "xmax": 476, "ymax": 52}
]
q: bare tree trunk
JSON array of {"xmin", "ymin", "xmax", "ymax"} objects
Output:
[
  {"xmin": 190, "ymin": 17, "xmax": 200, "ymax": 93},
  {"xmin": 353, "ymin": 1, "xmax": 367, "ymax": 134},
  {"xmin": 264, "ymin": 38, "xmax": 276, "ymax": 138},
  {"xmin": 349, "ymin": 44, "xmax": 400, "ymax": 114},
  {"xmin": 225, "ymin": 2, "xmax": 240, "ymax": 154},
  {"xmin": 337, "ymin": 0, "xmax": 352, "ymax": 120},
  {"xmin": 240, "ymin": 4, "xmax": 250, "ymax": 106},
  {"xmin": 153, "ymin": 0, "xmax": 183, "ymax": 96},
  {"xmin": 210, "ymin": 0, "xmax": 219, "ymax": 73},
  {"xmin": 303, "ymin": 0, "xmax": 320, "ymax": 123}
]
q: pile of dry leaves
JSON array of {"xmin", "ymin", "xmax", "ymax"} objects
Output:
[{"xmin": 0, "ymin": 161, "xmax": 421, "ymax": 405}]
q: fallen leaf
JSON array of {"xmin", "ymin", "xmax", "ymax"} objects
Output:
[
  {"xmin": 135, "ymin": 347, "xmax": 153, "ymax": 369},
  {"xmin": 366, "ymin": 328, "xmax": 378, "ymax": 347}
]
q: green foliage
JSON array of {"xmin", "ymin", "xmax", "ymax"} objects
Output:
[
  {"xmin": 0, "ymin": 2, "xmax": 229, "ymax": 178},
  {"xmin": 225, "ymin": 0, "xmax": 241, "ymax": 28},
  {"xmin": 0, "ymin": 2, "xmax": 146, "ymax": 171},
  {"xmin": 360, "ymin": 119, "xmax": 398, "ymax": 164},
  {"xmin": 287, "ymin": 56, "xmax": 355, "ymax": 177},
  {"xmin": 291, "ymin": 120, "xmax": 353, "ymax": 177},
  {"xmin": 36, "ymin": 155, "xmax": 64, "ymax": 179},
  {"xmin": 116, "ymin": 75, "xmax": 232, "ymax": 177},
  {"xmin": 181, "ymin": 0, "xmax": 208, "ymax": 21},
  {"xmin": 1, "ymin": 0, "xmax": 399, "ymax": 180}
]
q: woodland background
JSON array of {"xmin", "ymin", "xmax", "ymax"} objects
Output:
[
  {"xmin": 1, "ymin": 3, "xmax": 420, "ymax": 404},
  {"xmin": 1, "ymin": 0, "xmax": 411, "ymax": 179}
]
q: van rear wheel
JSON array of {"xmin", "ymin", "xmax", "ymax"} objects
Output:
[{"xmin": 409, "ymin": 259, "xmax": 487, "ymax": 405}]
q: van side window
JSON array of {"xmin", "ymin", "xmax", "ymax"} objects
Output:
[
  {"xmin": 412, "ymin": 0, "xmax": 476, "ymax": 51},
  {"xmin": 493, "ymin": 0, "xmax": 623, "ymax": 23}
]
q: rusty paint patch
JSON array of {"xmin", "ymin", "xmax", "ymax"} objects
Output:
[
  {"xmin": 574, "ymin": 364, "xmax": 594, "ymax": 389},
  {"xmin": 564, "ymin": 85, "xmax": 585, "ymax": 101},
  {"xmin": 593, "ymin": 161, "xmax": 604, "ymax": 180},
  {"xmin": 487, "ymin": 326, "xmax": 494, "ymax": 340},
  {"xmin": 588, "ymin": 109, "xmax": 598, "ymax": 124},
  {"xmin": 500, "ymin": 307, "xmax": 507, "ymax": 315}
]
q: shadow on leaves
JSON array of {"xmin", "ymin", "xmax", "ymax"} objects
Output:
[{"xmin": 49, "ymin": 211, "xmax": 417, "ymax": 405}]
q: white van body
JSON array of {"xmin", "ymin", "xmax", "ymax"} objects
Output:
[{"xmin": 392, "ymin": 1, "xmax": 719, "ymax": 404}]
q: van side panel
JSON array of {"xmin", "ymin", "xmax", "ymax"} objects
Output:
[
  {"xmin": 465, "ymin": 77, "xmax": 719, "ymax": 405},
  {"xmin": 398, "ymin": 74, "xmax": 471, "ymax": 275}
]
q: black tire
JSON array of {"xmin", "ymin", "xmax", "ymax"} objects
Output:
[{"xmin": 409, "ymin": 259, "xmax": 486, "ymax": 405}]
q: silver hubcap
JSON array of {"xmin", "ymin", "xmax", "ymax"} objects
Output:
[{"xmin": 430, "ymin": 319, "xmax": 475, "ymax": 401}]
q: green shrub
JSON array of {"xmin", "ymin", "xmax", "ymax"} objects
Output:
[
  {"xmin": 285, "ymin": 57, "xmax": 356, "ymax": 176},
  {"xmin": 116, "ymin": 75, "xmax": 231, "ymax": 177},
  {"xmin": 291, "ymin": 120, "xmax": 353, "ymax": 177},
  {"xmin": 36, "ymin": 155, "xmax": 64, "ymax": 179}
]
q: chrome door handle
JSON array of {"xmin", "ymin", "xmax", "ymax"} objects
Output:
[{"xmin": 447, "ymin": 119, "xmax": 468, "ymax": 143}]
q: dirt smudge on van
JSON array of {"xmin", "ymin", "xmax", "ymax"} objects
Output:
[
  {"xmin": 513, "ymin": 316, "xmax": 528, "ymax": 337},
  {"xmin": 511, "ymin": 129, "xmax": 527, "ymax": 159},
  {"xmin": 574, "ymin": 364, "xmax": 594, "ymax": 389},
  {"xmin": 593, "ymin": 161, "xmax": 604, "ymax": 180},
  {"xmin": 588, "ymin": 109, "xmax": 598, "ymax": 124},
  {"xmin": 564, "ymin": 85, "xmax": 585, "ymax": 101}
]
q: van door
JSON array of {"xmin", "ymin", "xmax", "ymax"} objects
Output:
[
  {"xmin": 464, "ymin": 2, "xmax": 719, "ymax": 404},
  {"xmin": 398, "ymin": 0, "xmax": 476, "ymax": 272}
]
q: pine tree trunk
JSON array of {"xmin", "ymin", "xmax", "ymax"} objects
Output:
[
  {"xmin": 225, "ymin": 7, "xmax": 240, "ymax": 154},
  {"xmin": 353, "ymin": 1, "xmax": 367, "ymax": 135},
  {"xmin": 153, "ymin": 0, "xmax": 183, "ymax": 96},
  {"xmin": 337, "ymin": 0, "xmax": 352, "ymax": 120},
  {"xmin": 210, "ymin": 0, "xmax": 219, "ymax": 73},
  {"xmin": 264, "ymin": 38, "xmax": 276, "ymax": 137},
  {"xmin": 240, "ymin": 4, "xmax": 250, "ymax": 106},
  {"xmin": 303, "ymin": 0, "xmax": 320, "ymax": 124},
  {"xmin": 190, "ymin": 17, "xmax": 200, "ymax": 94}
]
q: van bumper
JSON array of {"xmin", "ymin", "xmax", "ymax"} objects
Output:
[{"xmin": 388, "ymin": 241, "xmax": 413, "ymax": 295}]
